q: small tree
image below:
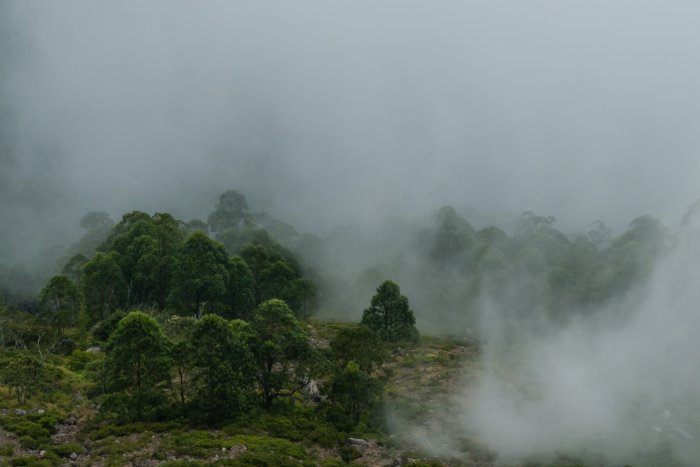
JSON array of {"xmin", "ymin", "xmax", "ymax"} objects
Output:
[
  {"xmin": 0, "ymin": 351, "xmax": 42, "ymax": 404},
  {"xmin": 330, "ymin": 325, "xmax": 384, "ymax": 372},
  {"xmin": 103, "ymin": 312, "xmax": 172, "ymax": 421},
  {"xmin": 361, "ymin": 280, "xmax": 418, "ymax": 342},
  {"xmin": 248, "ymin": 299, "xmax": 312, "ymax": 408},
  {"xmin": 328, "ymin": 360, "xmax": 382, "ymax": 426}
]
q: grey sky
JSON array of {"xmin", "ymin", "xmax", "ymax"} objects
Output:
[{"xmin": 2, "ymin": 1, "xmax": 700, "ymax": 261}]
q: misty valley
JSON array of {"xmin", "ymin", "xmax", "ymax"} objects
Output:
[
  {"xmin": 2, "ymin": 189, "xmax": 699, "ymax": 466},
  {"xmin": 4, "ymin": 1, "xmax": 700, "ymax": 465}
]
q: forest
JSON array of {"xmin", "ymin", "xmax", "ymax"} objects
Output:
[
  {"xmin": 0, "ymin": 187, "xmax": 680, "ymax": 466},
  {"xmin": 3, "ymin": 2, "xmax": 700, "ymax": 465}
]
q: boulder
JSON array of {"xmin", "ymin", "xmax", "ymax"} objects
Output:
[
  {"xmin": 347, "ymin": 437, "xmax": 370, "ymax": 448},
  {"xmin": 14, "ymin": 409, "xmax": 26, "ymax": 416}
]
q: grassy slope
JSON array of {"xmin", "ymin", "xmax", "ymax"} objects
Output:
[{"xmin": 0, "ymin": 320, "xmax": 586, "ymax": 467}]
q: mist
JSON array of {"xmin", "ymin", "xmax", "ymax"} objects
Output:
[
  {"xmin": 3, "ymin": 1, "xmax": 700, "ymax": 464},
  {"xmin": 3, "ymin": 1, "xmax": 700, "ymax": 262},
  {"xmin": 453, "ymin": 211, "xmax": 700, "ymax": 465}
]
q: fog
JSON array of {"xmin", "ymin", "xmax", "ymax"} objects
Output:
[
  {"xmin": 455, "ymin": 211, "xmax": 700, "ymax": 465},
  {"xmin": 3, "ymin": 1, "xmax": 700, "ymax": 262},
  {"xmin": 3, "ymin": 1, "xmax": 700, "ymax": 464}
]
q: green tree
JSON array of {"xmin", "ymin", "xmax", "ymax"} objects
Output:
[
  {"xmin": 207, "ymin": 189, "xmax": 250, "ymax": 235},
  {"xmin": 169, "ymin": 232, "xmax": 229, "ymax": 318},
  {"xmin": 330, "ymin": 325, "xmax": 384, "ymax": 372},
  {"xmin": 103, "ymin": 312, "xmax": 172, "ymax": 421},
  {"xmin": 226, "ymin": 256, "xmax": 255, "ymax": 320},
  {"xmin": 137, "ymin": 213, "xmax": 184, "ymax": 310},
  {"xmin": 162, "ymin": 315, "xmax": 196, "ymax": 408},
  {"xmin": 39, "ymin": 274, "xmax": 80, "ymax": 331},
  {"xmin": 248, "ymin": 299, "xmax": 312, "ymax": 408},
  {"xmin": 189, "ymin": 314, "xmax": 253, "ymax": 423},
  {"xmin": 361, "ymin": 280, "xmax": 418, "ymax": 342},
  {"xmin": 60, "ymin": 253, "xmax": 89, "ymax": 283},
  {"xmin": 81, "ymin": 252, "xmax": 125, "ymax": 322},
  {"xmin": 328, "ymin": 361, "xmax": 382, "ymax": 425},
  {"xmin": 0, "ymin": 351, "xmax": 42, "ymax": 404},
  {"xmin": 281, "ymin": 278, "xmax": 317, "ymax": 319}
]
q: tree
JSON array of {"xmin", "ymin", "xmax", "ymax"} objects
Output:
[
  {"xmin": 328, "ymin": 361, "xmax": 382, "ymax": 426},
  {"xmin": 169, "ymin": 232, "xmax": 229, "ymax": 318},
  {"xmin": 226, "ymin": 256, "xmax": 255, "ymax": 320},
  {"xmin": 207, "ymin": 189, "xmax": 250, "ymax": 235},
  {"xmin": 138, "ymin": 213, "xmax": 184, "ymax": 310},
  {"xmin": 0, "ymin": 351, "xmax": 42, "ymax": 404},
  {"xmin": 361, "ymin": 280, "xmax": 418, "ymax": 342},
  {"xmin": 81, "ymin": 252, "xmax": 125, "ymax": 322},
  {"xmin": 162, "ymin": 315, "xmax": 196, "ymax": 408},
  {"xmin": 103, "ymin": 312, "xmax": 172, "ymax": 421},
  {"xmin": 430, "ymin": 205, "xmax": 474, "ymax": 265},
  {"xmin": 330, "ymin": 325, "xmax": 384, "ymax": 372},
  {"xmin": 248, "ymin": 299, "xmax": 312, "ymax": 408},
  {"xmin": 39, "ymin": 274, "xmax": 80, "ymax": 331},
  {"xmin": 281, "ymin": 278, "xmax": 317, "ymax": 319},
  {"xmin": 189, "ymin": 314, "xmax": 252, "ymax": 422},
  {"xmin": 61, "ymin": 253, "xmax": 89, "ymax": 283}
]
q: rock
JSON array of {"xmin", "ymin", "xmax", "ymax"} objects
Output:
[
  {"xmin": 37, "ymin": 409, "xmax": 46, "ymax": 415},
  {"xmin": 14, "ymin": 409, "xmax": 26, "ymax": 416},
  {"xmin": 302, "ymin": 379, "xmax": 322, "ymax": 402},
  {"xmin": 85, "ymin": 346, "xmax": 101, "ymax": 353},
  {"xmin": 347, "ymin": 437, "xmax": 370, "ymax": 447},
  {"xmin": 221, "ymin": 447, "xmax": 227, "ymax": 452},
  {"xmin": 69, "ymin": 452, "xmax": 78, "ymax": 460},
  {"xmin": 39, "ymin": 450, "xmax": 46, "ymax": 458}
]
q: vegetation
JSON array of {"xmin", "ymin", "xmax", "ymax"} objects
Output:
[{"xmin": 0, "ymin": 188, "xmax": 681, "ymax": 465}]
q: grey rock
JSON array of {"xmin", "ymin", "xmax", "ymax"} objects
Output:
[
  {"xmin": 14, "ymin": 409, "xmax": 26, "ymax": 416},
  {"xmin": 85, "ymin": 346, "xmax": 101, "ymax": 353},
  {"xmin": 347, "ymin": 437, "xmax": 370, "ymax": 447},
  {"xmin": 39, "ymin": 450, "xmax": 46, "ymax": 458},
  {"xmin": 302, "ymin": 379, "xmax": 322, "ymax": 402},
  {"xmin": 69, "ymin": 452, "xmax": 78, "ymax": 460}
]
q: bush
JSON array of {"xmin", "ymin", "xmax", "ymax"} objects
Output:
[
  {"xmin": 49, "ymin": 442, "xmax": 84, "ymax": 457},
  {"xmin": 19, "ymin": 435, "xmax": 40, "ymax": 450},
  {"xmin": 67, "ymin": 349, "xmax": 101, "ymax": 372},
  {"xmin": 308, "ymin": 424, "xmax": 344, "ymax": 448},
  {"xmin": 0, "ymin": 445, "xmax": 14, "ymax": 457},
  {"xmin": 338, "ymin": 444, "xmax": 362, "ymax": 462}
]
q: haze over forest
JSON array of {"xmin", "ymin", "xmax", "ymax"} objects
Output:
[
  {"xmin": 2, "ymin": 1, "xmax": 700, "ymax": 466},
  {"xmin": 3, "ymin": 1, "xmax": 700, "ymax": 263}
]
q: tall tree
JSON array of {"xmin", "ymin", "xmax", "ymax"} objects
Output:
[
  {"xmin": 207, "ymin": 189, "xmax": 250, "ymax": 235},
  {"xmin": 169, "ymin": 232, "xmax": 229, "ymax": 318},
  {"xmin": 361, "ymin": 280, "xmax": 418, "ymax": 342},
  {"xmin": 81, "ymin": 252, "xmax": 125, "ymax": 322},
  {"xmin": 226, "ymin": 256, "xmax": 255, "ymax": 320}
]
